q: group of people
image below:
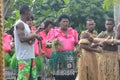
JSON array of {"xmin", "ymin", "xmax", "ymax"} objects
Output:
[
  {"xmin": 76, "ymin": 18, "xmax": 120, "ymax": 80},
  {"xmin": 3, "ymin": 4, "xmax": 120, "ymax": 80}
]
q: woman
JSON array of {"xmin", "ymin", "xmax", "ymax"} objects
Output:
[
  {"xmin": 76, "ymin": 31, "xmax": 101, "ymax": 80},
  {"xmin": 37, "ymin": 20, "xmax": 54, "ymax": 79},
  {"xmin": 38, "ymin": 20, "xmax": 54, "ymax": 58},
  {"xmin": 97, "ymin": 18, "xmax": 119, "ymax": 80},
  {"xmin": 47, "ymin": 14, "xmax": 78, "ymax": 80}
]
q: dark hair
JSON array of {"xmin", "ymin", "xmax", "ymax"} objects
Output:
[
  {"xmin": 58, "ymin": 14, "xmax": 70, "ymax": 23},
  {"xmin": 26, "ymin": 16, "xmax": 34, "ymax": 21},
  {"xmin": 44, "ymin": 20, "xmax": 54, "ymax": 29},
  {"xmin": 86, "ymin": 19, "xmax": 94, "ymax": 22},
  {"xmin": 20, "ymin": 5, "xmax": 30, "ymax": 15},
  {"xmin": 106, "ymin": 18, "xmax": 114, "ymax": 24}
]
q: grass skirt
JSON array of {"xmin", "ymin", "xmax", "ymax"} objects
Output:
[
  {"xmin": 98, "ymin": 50, "xmax": 119, "ymax": 80},
  {"xmin": 76, "ymin": 49, "xmax": 98, "ymax": 80},
  {"xmin": 49, "ymin": 51, "xmax": 76, "ymax": 76}
]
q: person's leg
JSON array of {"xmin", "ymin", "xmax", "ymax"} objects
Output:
[{"xmin": 17, "ymin": 59, "xmax": 31, "ymax": 80}]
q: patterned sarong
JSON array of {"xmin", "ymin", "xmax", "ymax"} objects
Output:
[
  {"xmin": 49, "ymin": 51, "xmax": 76, "ymax": 76},
  {"xmin": 17, "ymin": 59, "xmax": 37, "ymax": 80}
]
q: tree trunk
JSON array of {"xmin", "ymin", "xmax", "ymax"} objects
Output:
[
  {"xmin": 0, "ymin": 0, "xmax": 5, "ymax": 80},
  {"xmin": 114, "ymin": 0, "xmax": 120, "ymax": 27}
]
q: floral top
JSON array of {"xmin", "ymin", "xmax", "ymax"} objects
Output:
[
  {"xmin": 38, "ymin": 30, "xmax": 52, "ymax": 58},
  {"xmin": 3, "ymin": 33, "xmax": 13, "ymax": 53},
  {"xmin": 47, "ymin": 27, "xmax": 78, "ymax": 52}
]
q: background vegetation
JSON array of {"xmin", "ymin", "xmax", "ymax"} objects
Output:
[{"xmin": 4, "ymin": 0, "xmax": 114, "ymax": 34}]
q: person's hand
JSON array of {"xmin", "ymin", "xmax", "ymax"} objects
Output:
[
  {"xmin": 113, "ymin": 39, "xmax": 118, "ymax": 45},
  {"xmin": 40, "ymin": 50, "xmax": 46, "ymax": 57},
  {"xmin": 30, "ymin": 31, "xmax": 42, "ymax": 41},
  {"xmin": 74, "ymin": 47, "xmax": 81, "ymax": 57},
  {"xmin": 102, "ymin": 39, "xmax": 113, "ymax": 45},
  {"xmin": 91, "ymin": 43, "xmax": 100, "ymax": 48},
  {"xmin": 36, "ymin": 35, "xmax": 42, "ymax": 41},
  {"xmin": 96, "ymin": 46, "xmax": 103, "ymax": 53},
  {"xmin": 10, "ymin": 42, "xmax": 15, "ymax": 49}
]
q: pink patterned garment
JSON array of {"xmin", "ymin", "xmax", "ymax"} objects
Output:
[
  {"xmin": 31, "ymin": 26, "xmax": 40, "ymax": 56},
  {"xmin": 47, "ymin": 27, "xmax": 78, "ymax": 52},
  {"xmin": 3, "ymin": 33, "xmax": 13, "ymax": 53},
  {"xmin": 31, "ymin": 26, "xmax": 37, "ymax": 31},
  {"xmin": 38, "ymin": 30, "xmax": 52, "ymax": 58}
]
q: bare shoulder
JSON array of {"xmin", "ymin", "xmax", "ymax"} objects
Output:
[
  {"xmin": 15, "ymin": 22, "xmax": 25, "ymax": 37},
  {"xmin": 16, "ymin": 22, "xmax": 24, "ymax": 30}
]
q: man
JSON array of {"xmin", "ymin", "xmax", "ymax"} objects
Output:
[{"xmin": 14, "ymin": 5, "xmax": 41, "ymax": 80}]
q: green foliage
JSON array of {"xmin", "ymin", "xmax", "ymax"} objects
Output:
[
  {"xmin": 4, "ymin": 53, "xmax": 11, "ymax": 67},
  {"xmin": 102, "ymin": 0, "xmax": 120, "ymax": 10},
  {"xmin": 4, "ymin": 0, "xmax": 113, "ymax": 34},
  {"xmin": 102, "ymin": 0, "xmax": 114, "ymax": 10},
  {"xmin": 10, "ymin": 53, "xmax": 18, "ymax": 69},
  {"xmin": 5, "ymin": 10, "xmax": 20, "ymax": 32}
]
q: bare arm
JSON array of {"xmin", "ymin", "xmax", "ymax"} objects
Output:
[
  {"xmin": 16, "ymin": 22, "xmax": 41, "ymax": 42},
  {"xmin": 79, "ymin": 43, "xmax": 102, "ymax": 53},
  {"xmin": 38, "ymin": 41, "xmax": 46, "ymax": 57},
  {"xmin": 113, "ymin": 39, "xmax": 120, "ymax": 45}
]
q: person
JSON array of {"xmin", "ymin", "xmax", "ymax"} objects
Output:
[
  {"xmin": 3, "ymin": 33, "xmax": 13, "ymax": 53},
  {"xmin": 37, "ymin": 20, "xmax": 54, "ymax": 79},
  {"xmin": 26, "ymin": 16, "xmax": 37, "ymax": 31},
  {"xmin": 79, "ymin": 19, "xmax": 98, "ymax": 50},
  {"xmin": 47, "ymin": 14, "xmax": 78, "ymax": 80},
  {"xmin": 26, "ymin": 16, "xmax": 44, "ymax": 80},
  {"xmin": 75, "ymin": 19, "xmax": 100, "ymax": 80},
  {"xmin": 3, "ymin": 33, "xmax": 15, "ymax": 79},
  {"xmin": 97, "ymin": 18, "xmax": 115, "ymax": 38},
  {"xmin": 96, "ymin": 18, "xmax": 119, "ymax": 80},
  {"xmin": 14, "ymin": 5, "xmax": 42, "ymax": 80},
  {"xmin": 76, "ymin": 31, "xmax": 102, "ymax": 80},
  {"xmin": 38, "ymin": 20, "xmax": 54, "ymax": 58},
  {"xmin": 115, "ymin": 23, "xmax": 120, "ymax": 58},
  {"xmin": 115, "ymin": 23, "xmax": 120, "ymax": 39},
  {"xmin": 84, "ymin": 19, "xmax": 97, "ymax": 38},
  {"xmin": 3, "ymin": 33, "xmax": 14, "ymax": 67}
]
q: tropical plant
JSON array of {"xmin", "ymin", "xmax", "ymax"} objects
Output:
[
  {"xmin": 102, "ymin": 0, "xmax": 120, "ymax": 10},
  {"xmin": 4, "ymin": 0, "xmax": 113, "ymax": 34}
]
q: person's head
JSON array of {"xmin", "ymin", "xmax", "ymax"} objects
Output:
[
  {"xmin": 20, "ymin": 5, "xmax": 31, "ymax": 21},
  {"xmin": 105, "ymin": 18, "xmax": 114, "ymax": 32},
  {"xmin": 86, "ymin": 19, "xmax": 96, "ymax": 32},
  {"xmin": 116, "ymin": 23, "xmax": 120, "ymax": 39},
  {"xmin": 44, "ymin": 20, "xmax": 54, "ymax": 32},
  {"xmin": 58, "ymin": 14, "xmax": 70, "ymax": 30},
  {"xmin": 38, "ymin": 21, "xmax": 45, "ymax": 31},
  {"xmin": 26, "ymin": 16, "xmax": 34, "ymax": 28}
]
